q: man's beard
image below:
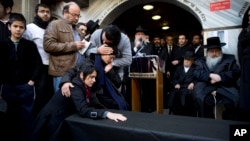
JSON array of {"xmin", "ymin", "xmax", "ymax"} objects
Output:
[
  {"xmin": 33, "ymin": 15, "xmax": 50, "ymax": 29},
  {"xmin": 206, "ymin": 55, "xmax": 223, "ymax": 70},
  {"xmin": 134, "ymin": 38, "xmax": 144, "ymax": 45},
  {"xmin": 154, "ymin": 44, "xmax": 160, "ymax": 47},
  {"xmin": 193, "ymin": 44, "xmax": 199, "ymax": 48}
]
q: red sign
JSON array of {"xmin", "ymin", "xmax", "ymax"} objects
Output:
[{"xmin": 210, "ymin": 0, "xmax": 231, "ymax": 12}]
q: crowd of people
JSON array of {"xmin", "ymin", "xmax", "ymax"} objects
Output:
[{"xmin": 0, "ymin": 0, "xmax": 250, "ymax": 141}]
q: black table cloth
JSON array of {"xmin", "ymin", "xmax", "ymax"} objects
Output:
[{"xmin": 62, "ymin": 110, "xmax": 248, "ymax": 141}]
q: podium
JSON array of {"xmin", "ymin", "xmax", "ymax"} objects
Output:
[{"xmin": 129, "ymin": 55, "xmax": 164, "ymax": 114}]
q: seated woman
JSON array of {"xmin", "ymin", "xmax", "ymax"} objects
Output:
[{"xmin": 31, "ymin": 59, "xmax": 127, "ymax": 141}]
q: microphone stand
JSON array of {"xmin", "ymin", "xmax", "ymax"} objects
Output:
[{"xmin": 135, "ymin": 41, "xmax": 146, "ymax": 57}]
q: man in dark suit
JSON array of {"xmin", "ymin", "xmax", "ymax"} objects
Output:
[
  {"xmin": 174, "ymin": 34, "xmax": 193, "ymax": 64},
  {"xmin": 168, "ymin": 51, "xmax": 196, "ymax": 116},
  {"xmin": 164, "ymin": 35, "xmax": 177, "ymax": 108},
  {"xmin": 192, "ymin": 33, "xmax": 205, "ymax": 60},
  {"xmin": 152, "ymin": 34, "xmax": 167, "ymax": 73},
  {"xmin": 193, "ymin": 37, "xmax": 240, "ymax": 120}
]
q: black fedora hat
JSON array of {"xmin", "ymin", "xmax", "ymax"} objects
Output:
[
  {"xmin": 182, "ymin": 51, "xmax": 196, "ymax": 60},
  {"xmin": 86, "ymin": 19, "xmax": 99, "ymax": 34},
  {"xmin": 204, "ymin": 37, "xmax": 226, "ymax": 49},
  {"xmin": 135, "ymin": 25, "xmax": 147, "ymax": 33}
]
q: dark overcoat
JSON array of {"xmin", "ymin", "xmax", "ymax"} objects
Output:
[
  {"xmin": 193, "ymin": 54, "xmax": 240, "ymax": 113},
  {"xmin": 0, "ymin": 21, "xmax": 10, "ymax": 41},
  {"xmin": 31, "ymin": 75, "xmax": 106, "ymax": 141},
  {"xmin": 168, "ymin": 64, "xmax": 196, "ymax": 107},
  {"xmin": 238, "ymin": 28, "xmax": 250, "ymax": 111},
  {"xmin": 194, "ymin": 45, "xmax": 205, "ymax": 60}
]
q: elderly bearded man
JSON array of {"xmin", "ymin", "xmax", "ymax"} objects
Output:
[{"xmin": 193, "ymin": 37, "xmax": 240, "ymax": 120}]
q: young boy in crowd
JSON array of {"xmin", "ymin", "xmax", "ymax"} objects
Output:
[{"xmin": 0, "ymin": 13, "xmax": 42, "ymax": 141}]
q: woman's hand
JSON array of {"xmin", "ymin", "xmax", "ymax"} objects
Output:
[
  {"xmin": 104, "ymin": 63, "xmax": 113, "ymax": 73},
  {"xmin": 106, "ymin": 112, "xmax": 127, "ymax": 122}
]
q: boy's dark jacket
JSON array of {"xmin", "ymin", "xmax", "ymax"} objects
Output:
[{"xmin": 0, "ymin": 38, "xmax": 42, "ymax": 84}]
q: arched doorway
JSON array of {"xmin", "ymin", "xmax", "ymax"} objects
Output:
[{"xmin": 101, "ymin": 1, "xmax": 202, "ymax": 40}]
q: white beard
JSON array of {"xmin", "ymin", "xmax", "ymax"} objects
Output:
[
  {"xmin": 134, "ymin": 38, "xmax": 146, "ymax": 46},
  {"xmin": 206, "ymin": 55, "xmax": 223, "ymax": 70}
]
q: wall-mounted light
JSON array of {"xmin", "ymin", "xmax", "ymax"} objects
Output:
[
  {"xmin": 152, "ymin": 15, "xmax": 161, "ymax": 20},
  {"xmin": 162, "ymin": 26, "xmax": 170, "ymax": 30},
  {"xmin": 143, "ymin": 5, "xmax": 154, "ymax": 10}
]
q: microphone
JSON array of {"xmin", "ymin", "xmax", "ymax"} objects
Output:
[{"xmin": 135, "ymin": 39, "xmax": 146, "ymax": 57}]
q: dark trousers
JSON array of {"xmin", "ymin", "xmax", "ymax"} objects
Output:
[
  {"xmin": 1, "ymin": 84, "xmax": 35, "ymax": 141},
  {"xmin": 170, "ymin": 89, "xmax": 196, "ymax": 117},
  {"xmin": 33, "ymin": 65, "xmax": 54, "ymax": 117},
  {"xmin": 163, "ymin": 73, "xmax": 172, "ymax": 108}
]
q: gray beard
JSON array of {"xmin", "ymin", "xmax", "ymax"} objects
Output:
[
  {"xmin": 134, "ymin": 39, "xmax": 146, "ymax": 46},
  {"xmin": 206, "ymin": 55, "xmax": 223, "ymax": 71},
  {"xmin": 155, "ymin": 44, "xmax": 161, "ymax": 47},
  {"xmin": 134, "ymin": 39, "xmax": 140, "ymax": 44}
]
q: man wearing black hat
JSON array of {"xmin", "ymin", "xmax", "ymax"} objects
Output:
[
  {"xmin": 131, "ymin": 25, "xmax": 153, "ymax": 56},
  {"xmin": 129, "ymin": 25, "xmax": 156, "ymax": 112},
  {"xmin": 85, "ymin": 19, "xmax": 99, "ymax": 41},
  {"xmin": 193, "ymin": 37, "xmax": 240, "ymax": 120},
  {"xmin": 168, "ymin": 51, "xmax": 196, "ymax": 116}
]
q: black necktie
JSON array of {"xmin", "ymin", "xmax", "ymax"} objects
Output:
[{"xmin": 168, "ymin": 46, "xmax": 172, "ymax": 55}]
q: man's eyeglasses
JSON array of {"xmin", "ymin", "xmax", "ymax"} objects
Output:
[
  {"xmin": 67, "ymin": 12, "xmax": 81, "ymax": 18},
  {"xmin": 38, "ymin": 10, "xmax": 50, "ymax": 14}
]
